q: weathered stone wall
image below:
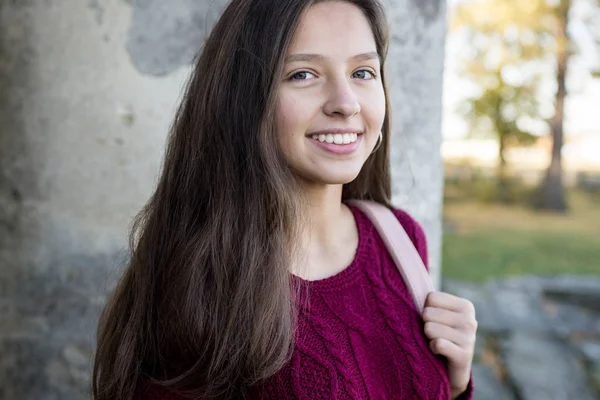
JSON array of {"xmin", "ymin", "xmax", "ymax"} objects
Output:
[
  {"xmin": 0, "ymin": 0, "xmax": 446, "ymax": 398},
  {"xmin": 445, "ymin": 276, "xmax": 600, "ymax": 400}
]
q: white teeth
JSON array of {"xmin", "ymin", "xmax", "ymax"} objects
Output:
[{"xmin": 311, "ymin": 133, "xmax": 360, "ymax": 144}]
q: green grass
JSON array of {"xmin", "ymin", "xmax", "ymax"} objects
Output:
[
  {"xmin": 442, "ymin": 230, "xmax": 600, "ymax": 282},
  {"xmin": 442, "ymin": 189, "xmax": 600, "ymax": 282}
]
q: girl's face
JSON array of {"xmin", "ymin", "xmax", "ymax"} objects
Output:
[{"xmin": 276, "ymin": 1, "xmax": 386, "ymax": 186}]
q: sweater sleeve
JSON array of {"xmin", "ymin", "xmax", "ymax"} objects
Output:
[
  {"xmin": 390, "ymin": 208, "xmax": 429, "ymax": 271},
  {"xmin": 392, "ymin": 208, "xmax": 476, "ymax": 400},
  {"xmin": 456, "ymin": 373, "xmax": 474, "ymax": 400}
]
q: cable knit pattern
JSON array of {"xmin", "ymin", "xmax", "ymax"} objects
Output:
[
  {"xmin": 364, "ymin": 233, "xmax": 449, "ymax": 400},
  {"xmin": 310, "ymin": 311, "xmax": 362, "ymax": 399},
  {"xmin": 138, "ymin": 204, "xmax": 474, "ymax": 400}
]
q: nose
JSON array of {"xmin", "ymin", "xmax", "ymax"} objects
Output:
[{"xmin": 322, "ymin": 79, "xmax": 361, "ymax": 117}]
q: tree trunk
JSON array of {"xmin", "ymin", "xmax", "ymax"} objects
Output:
[
  {"xmin": 498, "ymin": 133, "xmax": 510, "ymax": 203},
  {"xmin": 494, "ymin": 86, "xmax": 510, "ymax": 204},
  {"xmin": 537, "ymin": 0, "xmax": 570, "ymax": 212}
]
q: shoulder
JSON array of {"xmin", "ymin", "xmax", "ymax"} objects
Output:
[
  {"xmin": 390, "ymin": 207, "xmax": 429, "ymax": 270},
  {"xmin": 347, "ymin": 201, "xmax": 430, "ymax": 270},
  {"xmin": 389, "ymin": 208, "xmax": 427, "ymax": 245}
]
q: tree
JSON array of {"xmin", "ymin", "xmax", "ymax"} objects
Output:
[
  {"xmin": 452, "ymin": 0, "xmax": 600, "ymax": 211},
  {"xmin": 451, "ymin": 0, "xmax": 550, "ymax": 203},
  {"xmin": 464, "ymin": 75, "xmax": 540, "ymax": 202},
  {"xmin": 535, "ymin": 0, "xmax": 571, "ymax": 211},
  {"xmin": 536, "ymin": 0, "xmax": 600, "ymax": 211}
]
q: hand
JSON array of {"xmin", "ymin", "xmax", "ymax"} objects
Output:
[{"xmin": 423, "ymin": 292, "xmax": 477, "ymax": 399}]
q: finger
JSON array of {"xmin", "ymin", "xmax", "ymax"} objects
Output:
[
  {"xmin": 422, "ymin": 307, "xmax": 463, "ymax": 328},
  {"xmin": 423, "ymin": 307, "xmax": 479, "ymax": 333},
  {"xmin": 429, "ymin": 338, "xmax": 470, "ymax": 368},
  {"xmin": 423, "ymin": 322, "xmax": 472, "ymax": 348},
  {"xmin": 425, "ymin": 292, "xmax": 476, "ymax": 317}
]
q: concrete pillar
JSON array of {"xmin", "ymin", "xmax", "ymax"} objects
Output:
[
  {"xmin": 385, "ymin": 0, "xmax": 446, "ymax": 290},
  {"xmin": 0, "ymin": 0, "xmax": 445, "ymax": 398}
]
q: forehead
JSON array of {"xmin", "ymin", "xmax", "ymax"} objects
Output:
[{"xmin": 287, "ymin": 1, "xmax": 378, "ymax": 58}]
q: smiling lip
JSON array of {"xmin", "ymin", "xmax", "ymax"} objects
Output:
[
  {"xmin": 306, "ymin": 128, "xmax": 364, "ymax": 136},
  {"xmin": 307, "ymin": 131, "xmax": 363, "ymax": 155}
]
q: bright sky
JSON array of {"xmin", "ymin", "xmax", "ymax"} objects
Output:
[{"xmin": 443, "ymin": 0, "xmax": 600, "ymax": 139}]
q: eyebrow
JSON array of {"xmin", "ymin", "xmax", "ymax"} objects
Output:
[{"xmin": 285, "ymin": 51, "xmax": 380, "ymax": 64}]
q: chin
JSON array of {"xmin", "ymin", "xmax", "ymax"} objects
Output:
[{"xmin": 300, "ymin": 167, "xmax": 363, "ymax": 185}]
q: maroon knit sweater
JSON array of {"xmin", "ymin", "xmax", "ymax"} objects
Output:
[{"xmin": 138, "ymin": 205, "xmax": 474, "ymax": 399}]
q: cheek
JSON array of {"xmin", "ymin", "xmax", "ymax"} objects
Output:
[
  {"xmin": 276, "ymin": 95, "xmax": 313, "ymax": 141},
  {"xmin": 367, "ymin": 88, "xmax": 386, "ymax": 128},
  {"xmin": 357, "ymin": 101, "xmax": 384, "ymax": 142}
]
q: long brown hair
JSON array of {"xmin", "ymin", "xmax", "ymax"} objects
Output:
[{"xmin": 92, "ymin": 0, "xmax": 392, "ymax": 399}]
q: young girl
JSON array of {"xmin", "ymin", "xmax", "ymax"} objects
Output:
[{"xmin": 92, "ymin": 0, "xmax": 477, "ymax": 399}]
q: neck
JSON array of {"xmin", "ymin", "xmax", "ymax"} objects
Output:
[
  {"xmin": 290, "ymin": 179, "xmax": 359, "ymax": 280},
  {"xmin": 290, "ymin": 180, "xmax": 359, "ymax": 280},
  {"xmin": 302, "ymin": 182, "xmax": 346, "ymax": 245}
]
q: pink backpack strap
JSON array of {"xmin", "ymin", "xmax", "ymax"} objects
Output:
[{"xmin": 346, "ymin": 199, "xmax": 434, "ymax": 315}]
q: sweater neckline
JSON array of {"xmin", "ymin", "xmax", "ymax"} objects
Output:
[{"xmin": 290, "ymin": 203, "xmax": 372, "ymax": 292}]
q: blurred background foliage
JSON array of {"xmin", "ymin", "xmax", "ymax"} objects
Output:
[{"xmin": 441, "ymin": 0, "xmax": 600, "ymax": 281}]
